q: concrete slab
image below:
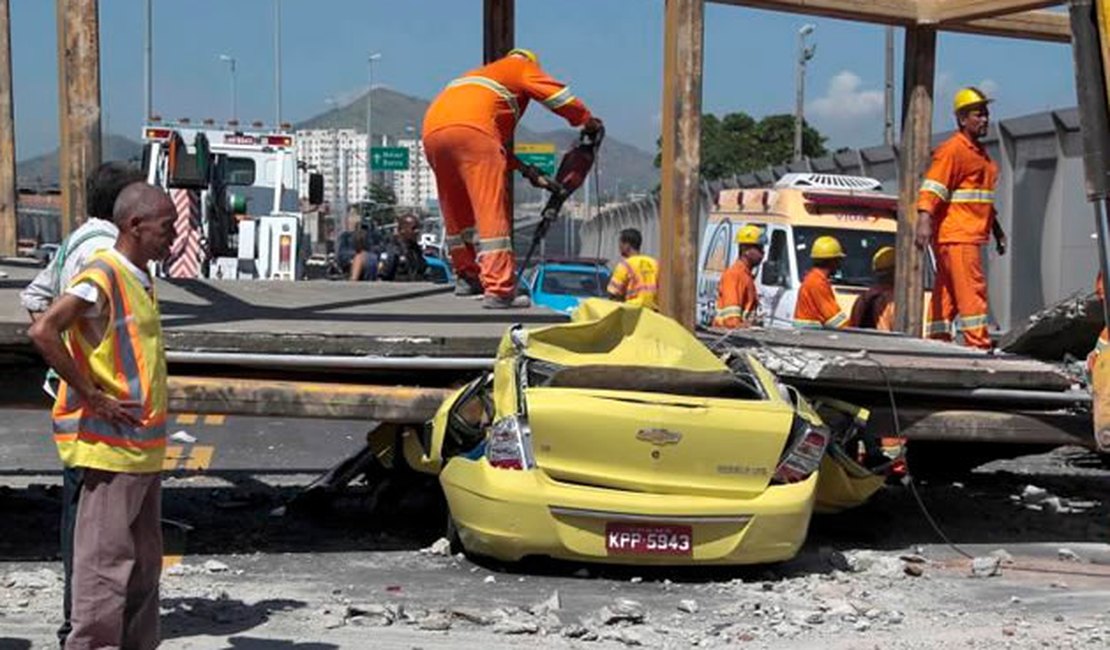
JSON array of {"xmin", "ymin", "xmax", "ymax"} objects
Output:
[{"xmin": 1, "ymin": 261, "xmax": 565, "ymax": 357}]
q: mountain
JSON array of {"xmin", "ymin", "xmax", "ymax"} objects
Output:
[
  {"xmin": 296, "ymin": 87, "xmax": 658, "ymax": 196},
  {"xmin": 17, "ymin": 134, "xmax": 144, "ymax": 189}
]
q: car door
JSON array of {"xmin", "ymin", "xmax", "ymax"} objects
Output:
[{"xmin": 756, "ymin": 226, "xmax": 796, "ymax": 328}]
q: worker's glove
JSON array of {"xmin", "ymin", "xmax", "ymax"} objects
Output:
[
  {"xmin": 994, "ymin": 231, "xmax": 1007, "ymax": 256},
  {"xmin": 521, "ymin": 164, "xmax": 553, "ymax": 190}
]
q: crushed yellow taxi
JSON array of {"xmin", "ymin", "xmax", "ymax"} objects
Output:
[{"xmin": 407, "ymin": 299, "xmax": 878, "ymax": 565}]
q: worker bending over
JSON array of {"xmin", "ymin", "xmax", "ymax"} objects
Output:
[
  {"xmin": 713, "ymin": 224, "xmax": 765, "ymax": 328},
  {"xmin": 423, "ymin": 48, "xmax": 602, "ymax": 309},
  {"xmin": 849, "ymin": 246, "xmax": 896, "ymax": 331},
  {"xmin": 916, "ymin": 87, "xmax": 1007, "ymax": 349},
  {"xmin": 607, "ymin": 228, "xmax": 659, "ymax": 310},
  {"xmin": 794, "ymin": 236, "xmax": 848, "ymax": 329}
]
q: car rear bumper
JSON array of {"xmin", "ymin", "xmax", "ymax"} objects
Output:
[{"xmin": 440, "ymin": 458, "xmax": 817, "ymax": 565}]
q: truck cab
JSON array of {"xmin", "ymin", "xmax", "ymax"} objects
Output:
[
  {"xmin": 141, "ymin": 121, "xmax": 323, "ymax": 281},
  {"xmin": 697, "ymin": 174, "xmax": 909, "ymax": 328}
]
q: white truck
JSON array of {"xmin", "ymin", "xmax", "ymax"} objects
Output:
[{"xmin": 141, "ymin": 122, "xmax": 324, "ymax": 281}]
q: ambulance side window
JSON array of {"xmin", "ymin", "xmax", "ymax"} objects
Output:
[
  {"xmin": 761, "ymin": 229, "xmax": 790, "ymax": 287},
  {"xmin": 704, "ymin": 222, "xmax": 732, "ymax": 273}
]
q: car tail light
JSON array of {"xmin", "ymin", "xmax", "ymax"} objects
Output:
[
  {"xmin": 487, "ymin": 415, "xmax": 535, "ymax": 470},
  {"xmin": 772, "ymin": 417, "xmax": 829, "ymax": 484}
]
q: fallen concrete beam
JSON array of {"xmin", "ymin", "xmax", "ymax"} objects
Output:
[{"xmin": 870, "ymin": 408, "xmax": 1093, "ymax": 446}]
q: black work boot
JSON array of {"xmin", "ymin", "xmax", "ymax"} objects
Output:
[{"xmin": 454, "ymin": 275, "xmax": 482, "ymax": 297}]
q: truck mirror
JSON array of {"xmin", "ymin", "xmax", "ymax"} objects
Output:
[{"xmin": 308, "ymin": 173, "xmax": 324, "ymax": 205}]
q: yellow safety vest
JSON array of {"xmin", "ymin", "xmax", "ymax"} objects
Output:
[
  {"xmin": 608, "ymin": 255, "xmax": 659, "ymax": 311},
  {"xmin": 52, "ymin": 251, "xmax": 168, "ymax": 473}
]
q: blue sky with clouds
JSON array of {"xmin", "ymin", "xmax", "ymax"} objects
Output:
[{"xmin": 9, "ymin": 0, "xmax": 1076, "ymax": 159}]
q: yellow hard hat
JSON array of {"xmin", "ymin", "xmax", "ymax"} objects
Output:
[
  {"xmin": 507, "ymin": 48, "xmax": 539, "ymax": 65},
  {"xmin": 872, "ymin": 246, "xmax": 896, "ymax": 272},
  {"xmin": 810, "ymin": 235, "xmax": 846, "ymax": 260},
  {"xmin": 953, "ymin": 87, "xmax": 992, "ymax": 113},
  {"xmin": 736, "ymin": 224, "xmax": 766, "ymax": 246}
]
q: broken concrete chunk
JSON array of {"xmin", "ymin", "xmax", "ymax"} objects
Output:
[
  {"xmin": 492, "ymin": 617, "xmax": 541, "ymax": 635},
  {"xmin": 450, "ymin": 606, "xmax": 494, "ymax": 626},
  {"xmin": 678, "ymin": 599, "xmax": 699, "ymax": 614},
  {"xmin": 989, "ymin": 549, "xmax": 1015, "ymax": 564},
  {"xmin": 346, "ymin": 603, "xmax": 394, "ymax": 626},
  {"xmin": 417, "ymin": 612, "xmax": 452, "ymax": 631},
  {"xmin": 599, "ymin": 598, "xmax": 646, "ymax": 625},
  {"xmin": 1057, "ymin": 548, "xmax": 1083, "ymax": 563},
  {"xmin": 1020, "ymin": 484, "xmax": 1049, "ymax": 504},
  {"xmin": 970, "ymin": 556, "xmax": 1002, "ymax": 578},
  {"xmin": 421, "ymin": 537, "xmax": 452, "ymax": 557},
  {"xmin": 203, "ymin": 560, "xmax": 230, "ymax": 574},
  {"xmin": 528, "ymin": 590, "xmax": 561, "ymax": 616}
]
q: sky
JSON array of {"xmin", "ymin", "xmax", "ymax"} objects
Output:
[{"xmin": 9, "ymin": 0, "xmax": 1078, "ymax": 160}]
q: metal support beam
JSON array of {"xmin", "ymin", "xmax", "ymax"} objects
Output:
[
  {"xmin": 56, "ymin": 0, "xmax": 101, "ymax": 237},
  {"xmin": 922, "ymin": 0, "xmax": 1063, "ymax": 23},
  {"xmin": 893, "ymin": 26, "xmax": 935, "ymax": 336},
  {"xmin": 660, "ymin": 0, "xmax": 705, "ymax": 330},
  {"xmin": 0, "ymin": 0, "xmax": 15, "ymax": 256}
]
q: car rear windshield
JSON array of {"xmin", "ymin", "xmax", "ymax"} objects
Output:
[
  {"xmin": 542, "ymin": 269, "xmax": 610, "ymax": 297},
  {"xmin": 794, "ymin": 226, "xmax": 896, "ymax": 287}
]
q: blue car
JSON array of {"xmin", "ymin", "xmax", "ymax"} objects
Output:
[{"xmin": 525, "ymin": 259, "xmax": 611, "ymax": 314}]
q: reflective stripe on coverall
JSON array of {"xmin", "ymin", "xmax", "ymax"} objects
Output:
[{"xmin": 794, "ymin": 267, "xmax": 848, "ymax": 329}]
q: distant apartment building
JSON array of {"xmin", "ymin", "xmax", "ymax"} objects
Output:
[
  {"xmin": 295, "ymin": 129, "xmax": 370, "ymax": 207},
  {"xmin": 393, "ymin": 138, "xmax": 438, "ymax": 208}
]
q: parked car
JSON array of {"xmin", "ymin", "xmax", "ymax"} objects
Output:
[
  {"xmin": 405, "ymin": 299, "xmax": 881, "ymax": 565},
  {"xmin": 524, "ymin": 259, "xmax": 611, "ymax": 314}
]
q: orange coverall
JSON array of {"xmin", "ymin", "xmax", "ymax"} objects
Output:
[
  {"xmin": 918, "ymin": 131, "xmax": 999, "ymax": 349},
  {"xmin": 713, "ymin": 258, "xmax": 759, "ymax": 328},
  {"xmin": 794, "ymin": 267, "xmax": 848, "ymax": 329},
  {"xmin": 423, "ymin": 55, "xmax": 592, "ymax": 298},
  {"xmin": 607, "ymin": 255, "xmax": 660, "ymax": 311},
  {"xmin": 849, "ymin": 285, "xmax": 894, "ymax": 331}
]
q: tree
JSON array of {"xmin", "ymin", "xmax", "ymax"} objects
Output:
[{"xmin": 654, "ymin": 112, "xmax": 828, "ymax": 181}]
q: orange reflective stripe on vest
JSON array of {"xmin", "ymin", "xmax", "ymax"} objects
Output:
[
  {"xmin": 52, "ymin": 251, "xmax": 167, "ymax": 473},
  {"xmin": 608, "ymin": 255, "xmax": 659, "ymax": 311}
]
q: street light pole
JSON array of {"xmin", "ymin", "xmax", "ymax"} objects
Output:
[
  {"xmin": 793, "ymin": 24, "xmax": 816, "ymax": 162},
  {"xmin": 219, "ymin": 54, "xmax": 237, "ymax": 122},
  {"xmin": 274, "ymin": 0, "xmax": 282, "ymax": 127},
  {"xmin": 366, "ymin": 52, "xmax": 382, "ymax": 199}
]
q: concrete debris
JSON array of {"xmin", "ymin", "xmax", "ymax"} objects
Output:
[
  {"xmin": 417, "ymin": 611, "xmax": 453, "ymax": 631},
  {"xmin": 970, "ymin": 556, "xmax": 1002, "ymax": 578},
  {"xmin": 528, "ymin": 590, "xmax": 561, "ymax": 616},
  {"xmin": 989, "ymin": 549, "xmax": 1015, "ymax": 564},
  {"xmin": 904, "ymin": 563, "xmax": 925, "ymax": 577},
  {"xmin": 483, "ymin": 575, "xmax": 496, "ymax": 584},
  {"xmin": 492, "ymin": 617, "xmax": 541, "ymax": 635},
  {"xmin": 1057, "ymin": 548, "xmax": 1083, "ymax": 563},
  {"xmin": 599, "ymin": 598, "xmax": 646, "ymax": 625},
  {"xmin": 562, "ymin": 623, "xmax": 593, "ymax": 639},
  {"xmin": 421, "ymin": 537, "xmax": 452, "ymax": 557},
  {"xmin": 203, "ymin": 559, "xmax": 230, "ymax": 573},
  {"xmin": 601, "ymin": 627, "xmax": 645, "ymax": 646},
  {"xmin": 1020, "ymin": 484, "xmax": 1049, "ymax": 504},
  {"xmin": 629, "ymin": 576, "xmax": 643, "ymax": 583},
  {"xmin": 840, "ymin": 550, "xmax": 905, "ymax": 579},
  {"xmin": 346, "ymin": 603, "xmax": 395, "ymax": 626},
  {"xmin": 3, "ymin": 569, "xmax": 59, "ymax": 590},
  {"xmin": 678, "ymin": 599, "xmax": 699, "ymax": 614}
]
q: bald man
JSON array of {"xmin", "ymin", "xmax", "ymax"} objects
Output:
[{"xmin": 30, "ymin": 182, "xmax": 176, "ymax": 650}]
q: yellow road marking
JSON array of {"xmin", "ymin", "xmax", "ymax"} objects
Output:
[
  {"xmin": 162, "ymin": 445, "xmax": 215, "ymax": 471},
  {"xmin": 203, "ymin": 414, "xmax": 226, "ymax": 426},
  {"xmin": 175, "ymin": 413, "xmax": 198, "ymax": 425}
]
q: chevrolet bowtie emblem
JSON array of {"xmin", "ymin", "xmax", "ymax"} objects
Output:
[{"xmin": 636, "ymin": 428, "xmax": 683, "ymax": 445}]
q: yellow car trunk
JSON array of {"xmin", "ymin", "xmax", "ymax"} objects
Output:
[{"xmin": 525, "ymin": 387, "xmax": 793, "ymax": 499}]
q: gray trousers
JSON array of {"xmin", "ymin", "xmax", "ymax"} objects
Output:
[{"xmin": 66, "ymin": 469, "xmax": 162, "ymax": 650}]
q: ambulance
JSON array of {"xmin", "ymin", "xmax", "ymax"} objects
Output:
[{"xmin": 697, "ymin": 173, "xmax": 916, "ymax": 328}]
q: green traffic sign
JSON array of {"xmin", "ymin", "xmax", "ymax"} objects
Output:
[
  {"xmin": 371, "ymin": 146, "xmax": 410, "ymax": 171},
  {"xmin": 516, "ymin": 152, "xmax": 556, "ymax": 177}
]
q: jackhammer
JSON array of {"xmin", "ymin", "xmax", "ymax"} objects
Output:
[{"xmin": 516, "ymin": 125, "xmax": 605, "ymax": 277}]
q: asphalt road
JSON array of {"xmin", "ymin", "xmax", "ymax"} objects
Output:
[{"xmin": 1, "ymin": 410, "xmax": 1109, "ymax": 648}]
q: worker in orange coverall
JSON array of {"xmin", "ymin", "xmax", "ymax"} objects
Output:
[
  {"xmin": 423, "ymin": 48, "xmax": 603, "ymax": 309},
  {"xmin": 1091, "ymin": 273, "xmax": 1108, "ymax": 374},
  {"xmin": 849, "ymin": 246, "xmax": 896, "ymax": 331},
  {"xmin": 794, "ymin": 236, "xmax": 849, "ymax": 329},
  {"xmin": 712, "ymin": 224, "xmax": 765, "ymax": 329},
  {"xmin": 915, "ymin": 87, "xmax": 1007, "ymax": 349}
]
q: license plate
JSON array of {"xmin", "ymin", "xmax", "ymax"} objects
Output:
[{"xmin": 605, "ymin": 523, "xmax": 693, "ymax": 556}]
